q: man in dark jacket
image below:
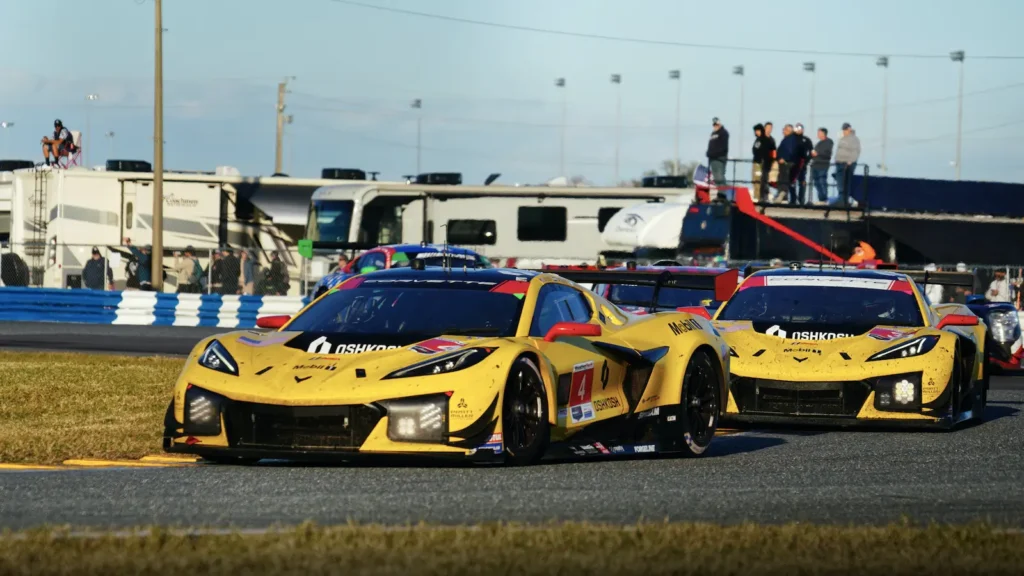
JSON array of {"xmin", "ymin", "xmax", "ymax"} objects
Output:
[
  {"xmin": 810, "ymin": 127, "xmax": 834, "ymax": 203},
  {"xmin": 217, "ymin": 247, "xmax": 241, "ymax": 295},
  {"xmin": 751, "ymin": 124, "xmax": 766, "ymax": 200},
  {"xmin": 758, "ymin": 122, "xmax": 777, "ymax": 202},
  {"xmin": 706, "ymin": 117, "xmax": 729, "ymax": 186},
  {"xmin": 775, "ymin": 124, "xmax": 802, "ymax": 203},
  {"xmin": 124, "ymin": 238, "xmax": 153, "ymax": 290},
  {"xmin": 794, "ymin": 123, "xmax": 814, "ymax": 205},
  {"xmin": 82, "ymin": 247, "xmax": 113, "ymax": 290}
]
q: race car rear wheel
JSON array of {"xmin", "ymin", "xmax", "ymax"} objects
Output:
[
  {"xmin": 501, "ymin": 356, "xmax": 549, "ymax": 466},
  {"xmin": 678, "ymin": 349, "xmax": 720, "ymax": 457}
]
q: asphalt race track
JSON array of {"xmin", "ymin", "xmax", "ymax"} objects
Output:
[
  {"xmin": 1, "ymin": 324, "xmax": 1023, "ymax": 529},
  {"xmin": 0, "ymin": 321, "xmax": 234, "ymax": 356}
]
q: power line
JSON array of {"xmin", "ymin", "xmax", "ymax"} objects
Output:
[
  {"xmin": 329, "ymin": 0, "xmax": 1024, "ymax": 60},
  {"xmin": 816, "ymin": 80, "xmax": 1024, "ymax": 119}
]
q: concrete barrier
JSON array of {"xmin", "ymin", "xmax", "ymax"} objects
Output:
[{"xmin": 0, "ymin": 288, "xmax": 309, "ymax": 328}]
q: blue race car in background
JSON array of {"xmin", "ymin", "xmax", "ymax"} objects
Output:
[
  {"xmin": 310, "ymin": 243, "xmax": 493, "ymax": 298},
  {"xmin": 966, "ymin": 295, "xmax": 1023, "ymax": 373}
]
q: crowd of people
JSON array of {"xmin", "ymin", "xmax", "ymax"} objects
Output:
[{"xmin": 704, "ymin": 117, "xmax": 862, "ymax": 206}]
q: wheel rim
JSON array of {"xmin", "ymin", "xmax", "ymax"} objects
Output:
[
  {"xmin": 503, "ymin": 363, "xmax": 545, "ymax": 454},
  {"xmin": 685, "ymin": 356, "xmax": 718, "ymax": 446}
]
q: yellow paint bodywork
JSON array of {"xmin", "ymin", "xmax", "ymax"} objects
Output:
[
  {"xmin": 713, "ymin": 273, "xmax": 986, "ymax": 425},
  {"xmin": 166, "ymin": 273, "xmax": 730, "ymax": 458}
]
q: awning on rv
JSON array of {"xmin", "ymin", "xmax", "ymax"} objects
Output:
[{"xmin": 236, "ymin": 184, "xmax": 316, "ymax": 226}]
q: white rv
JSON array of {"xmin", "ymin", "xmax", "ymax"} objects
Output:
[
  {"xmin": 0, "ymin": 167, "xmax": 377, "ymax": 292},
  {"xmin": 303, "ymin": 181, "xmax": 691, "ymax": 271}
]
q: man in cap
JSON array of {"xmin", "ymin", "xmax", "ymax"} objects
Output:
[
  {"xmin": 833, "ymin": 122, "xmax": 861, "ymax": 205},
  {"xmin": 774, "ymin": 124, "xmax": 801, "ymax": 203},
  {"xmin": 793, "ymin": 123, "xmax": 814, "ymax": 205},
  {"xmin": 173, "ymin": 246, "xmax": 201, "ymax": 293},
  {"xmin": 751, "ymin": 124, "xmax": 768, "ymax": 200},
  {"xmin": 41, "ymin": 119, "xmax": 76, "ymax": 167},
  {"xmin": 82, "ymin": 246, "xmax": 114, "ymax": 291},
  {"xmin": 706, "ymin": 117, "xmax": 730, "ymax": 187},
  {"xmin": 124, "ymin": 238, "xmax": 154, "ymax": 290}
]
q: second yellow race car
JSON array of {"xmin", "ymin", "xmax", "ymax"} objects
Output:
[
  {"xmin": 162, "ymin": 265, "xmax": 731, "ymax": 464},
  {"xmin": 713, "ymin": 265, "xmax": 987, "ymax": 428}
]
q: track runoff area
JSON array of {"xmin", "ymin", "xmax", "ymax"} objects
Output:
[{"xmin": 1, "ymin": 342, "xmax": 1023, "ymax": 574}]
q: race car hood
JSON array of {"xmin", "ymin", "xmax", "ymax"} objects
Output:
[
  {"xmin": 185, "ymin": 330, "xmax": 505, "ymax": 404},
  {"xmin": 713, "ymin": 319, "xmax": 948, "ymax": 380}
]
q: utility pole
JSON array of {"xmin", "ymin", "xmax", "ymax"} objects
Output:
[
  {"xmin": 411, "ymin": 98, "xmax": 422, "ymax": 174},
  {"xmin": 85, "ymin": 93, "xmax": 99, "ymax": 167},
  {"xmin": 951, "ymin": 50, "xmax": 965, "ymax": 180},
  {"xmin": 152, "ymin": 0, "xmax": 164, "ymax": 291},
  {"xmin": 274, "ymin": 78, "xmax": 292, "ymax": 175},
  {"xmin": 555, "ymin": 77, "xmax": 566, "ymax": 177},
  {"xmin": 803, "ymin": 62, "xmax": 816, "ymax": 132},
  {"xmin": 611, "ymin": 73, "xmax": 622, "ymax": 184},
  {"xmin": 733, "ymin": 66, "xmax": 745, "ymax": 158},
  {"xmin": 877, "ymin": 56, "xmax": 889, "ymax": 174},
  {"xmin": 669, "ymin": 70, "xmax": 680, "ymax": 175}
]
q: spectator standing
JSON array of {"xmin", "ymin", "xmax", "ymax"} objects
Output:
[
  {"xmin": 775, "ymin": 124, "xmax": 801, "ymax": 203},
  {"xmin": 218, "ymin": 248, "xmax": 241, "ymax": 295},
  {"xmin": 82, "ymin": 247, "xmax": 113, "ymax": 291},
  {"xmin": 205, "ymin": 251, "xmax": 221, "ymax": 294},
  {"xmin": 810, "ymin": 128, "xmax": 834, "ymax": 204},
  {"xmin": 241, "ymin": 250, "xmax": 256, "ymax": 295},
  {"xmin": 794, "ymin": 124, "xmax": 814, "ymax": 205},
  {"xmin": 833, "ymin": 122, "xmax": 861, "ymax": 205},
  {"xmin": 751, "ymin": 124, "xmax": 768, "ymax": 200},
  {"xmin": 173, "ymin": 246, "xmax": 201, "ymax": 294},
  {"xmin": 269, "ymin": 251, "xmax": 290, "ymax": 296},
  {"xmin": 759, "ymin": 122, "xmax": 777, "ymax": 201},
  {"xmin": 987, "ymin": 269, "xmax": 1012, "ymax": 303},
  {"xmin": 124, "ymin": 238, "xmax": 153, "ymax": 291},
  {"xmin": 706, "ymin": 117, "xmax": 729, "ymax": 186}
]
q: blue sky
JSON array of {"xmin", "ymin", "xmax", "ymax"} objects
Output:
[{"xmin": 2, "ymin": 0, "xmax": 1023, "ymax": 185}]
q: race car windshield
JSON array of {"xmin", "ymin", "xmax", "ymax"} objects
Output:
[
  {"xmin": 606, "ymin": 284, "xmax": 716, "ymax": 309},
  {"xmin": 286, "ymin": 285, "xmax": 524, "ymax": 337},
  {"xmin": 390, "ymin": 251, "xmax": 493, "ymax": 269},
  {"xmin": 717, "ymin": 285, "xmax": 924, "ymax": 327}
]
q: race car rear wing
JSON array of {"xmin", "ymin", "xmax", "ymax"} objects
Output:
[
  {"xmin": 899, "ymin": 270, "xmax": 976, "ymax": 287},
  {"xmin": 552, "ymin": 268, "xmax": 739, "ymax": 308}
]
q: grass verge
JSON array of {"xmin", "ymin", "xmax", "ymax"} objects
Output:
[
  {"xmin": 0, "ymin": 351, "xmax": 179, "ymax": 464},
  {"xmin": 1, "ymin": 521, "xmax": 1023, "ymax": 575}
]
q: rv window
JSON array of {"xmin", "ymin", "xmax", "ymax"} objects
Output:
[
  {"xmin": 446, "ymin": 219, "xmax": 496, "ymax": 245},
  {"xmin": 309, "ymin": 200, "xmax": 354, "ymax": 242},
  {"xmin": 125, "ymin": 202, "xmax": 133, "ymax": 230},
  {"xmin": 597, "ymin": 207, "xmax": 621, "ymax": 232},
  {"xmin": 517, "ymin": 206, "xmax": 567, "ymax": 242}
]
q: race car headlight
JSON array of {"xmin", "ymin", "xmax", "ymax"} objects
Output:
[
  {"xmin": 867, "ymin": 335, "xmax": 939, "ymax": 362},
  {"xmin": 383, "ymin": 347, "xmax": 494, "ymax": 379},
  {"xmin": 198, "ymin": 340, "xmax": 238, "ymax": 376},
  {"xmin": 872, "ymin": 373, "xmax": 922, "ymax": 412},
  {"xmin": 381, "ymin": 394, "xmax": 449, "ymax": 443},
  {"xmin": 987, "ymin": 310, "xmax": 1021, "ymax": 343},
  {"xmin": 183, "ymin": 385, "xmax": 223, "ymax": 436}
]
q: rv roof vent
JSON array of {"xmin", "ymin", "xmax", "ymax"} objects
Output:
[
  {"xmin": 641, "ymin": 175, "xmax": 690, "ymax": 189},
  {"xmin": 106, "ymin": 160, "xmax": 153, "ymax": 173},
  {"xmin": 322, "ymin": 168, "xmax": 367, "ymax": 180},
  {"xmin": 0, "ymin": 160, "xmax": 35, "ymax": 172},
  {"xmin": 415, "ymin": 172, "xmax": 462, "ymax": 185}
]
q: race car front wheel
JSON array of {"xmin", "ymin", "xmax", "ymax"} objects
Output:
[
  {"xmin": 501, "ymin": 356, "xmax": 549, "ymax": 466},
  {"xmin": 677, "ymin": 349, "xmax": 720, "ymax": 457}
]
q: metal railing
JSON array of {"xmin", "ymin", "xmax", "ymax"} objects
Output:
[{"xmin": 714, "ymin": 158, "xmax": 870, "ymax": 212}]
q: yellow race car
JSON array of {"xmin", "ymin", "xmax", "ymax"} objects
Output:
[
  {"xmin": 712, "ymin": 265, "xmax": 987, "ymax": 428},
  {"xmin": 163, "ymin": 265, "xmax": 731, "ymax": 464}
]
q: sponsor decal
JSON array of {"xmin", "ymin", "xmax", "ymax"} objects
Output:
[
  {"xmin": 478, "ymin": 433, "xmax": 503, "ymax": 454},
  {"xmin": 593, "ymin": 442, "xmax": 610, "ymax": 455},
  {"xmin": 292, "ymin": 364, "xmax": 337, "ymax": 371},
  {"xmin": 668, "ymin": 318, "xmax": 703, "ymax": 336},
  {"xmin": 411, "ymin": 337, "xmax": 464, "ymax": 355},
  {"xmin": 868, "ymin": 327, "xmax": 919, "ymax": 341},
  {"xmin": 637, "ymin": 407, "xmax": 660, "ymax": 419},
  {"xmin": 763, "ymin": 275, "xmax": 900, "ymax": 290},
  {"xmin": 641, "ymin": 395, "xmax": 660, "ymax": 404},
  {"xmin": 568, "ymin": 361, "xmax": 596, "ymax": 424},
  {"xmin": 633, "ymin": 444, "xmax": 655, "ymax": 453},
  {"xmin": 783, "ymin": 347, "xmax": 822, "ymax": 355},
  {"xmin": 163, "ymin": 193, "xmax": 199, "ymax": 208},
  {"xmin": 294, "ymin": 375, "xmax": 311, "ymax": 383},
  {"xmin": 716, "ymin": 322, "xmax": 750, "ymax": 333},
  {"xmin": 581, "ymin": 444, "xmax": 599, "ymax": 455},
  {"xmin": 415, "ymin": 251, "xmax": 476, "ymax": 260},
  {"xmin": 610, "ymin": 445, "xmax": 626, "ymax": 454},
  {"xmin": 557, "ymin": 407, "xmax": 567, "ymax": 420},
  {"xmin": 363, "ymin": 278, "xmax": 496, "ymax": 287},
  {"xmin": 306, "ymin": 336, "xmax": 400, "ymax": 354},
  {"xmin": 593, "ymin": 397, "xmax": 621, "ymax": 411},
  {"xmin": 450, "ymin": 397, "xmax": 474, "ymax": 419},
  {"xmin": 766, "ymin": 325, "xmax": 850, "ymax": 340}
]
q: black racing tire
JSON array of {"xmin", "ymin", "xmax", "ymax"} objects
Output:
[
  {"xmin": 677, "ymin": 349, "xmax": 721, "ymax": 457},
  {"xmin": 501, "ymin": 356, "xmax": 550, "ymax": 466}
]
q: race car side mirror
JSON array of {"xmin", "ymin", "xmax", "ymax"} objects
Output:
[
  {"xmin": 676, "ymin": 306, "xmax": 712, "ymax": 320},
  {"xmin": 936, "ymin": 314, "xmax": 979, "ymax": 330},
  {"xmin": 256, "ymin": 315, "xmax": 291, "ymax": 329},
  {"xmin": 543, "ymin": 322, "xmax": 602, "ymax": 342}
]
